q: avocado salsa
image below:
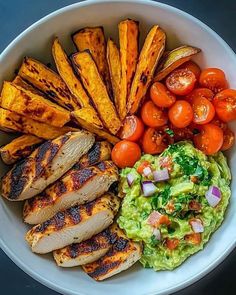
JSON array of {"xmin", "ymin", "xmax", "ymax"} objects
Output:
[{"xmin": 117, "ymin": 141, "xmax": 231, "ymax": 270}]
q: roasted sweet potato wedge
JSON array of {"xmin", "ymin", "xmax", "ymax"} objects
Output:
[
  {"xmin": 0, "ymin": 135, "xmax": 43, "ymax": 165},
  {"xmin": 71, "ymin": 107, "xmax": 103, "ymax": 130},
  {"xmin": 72, "ymin": 51, "xmax": 121, "ymax": 135},
  {"xmin": 71, "ymin": 111, "xmax": 119, "ymax": 145},
  {"xmin": 154, "ymin": 45, "xmax": 201, "ymax": 81},
  {"xmin": 82, "ymin": 224, "xmax": 142, "ymax": 281},
  {"xmin": 0, "ymin": 108, "xmax": 76, "ymax": 140},
  {"xmin": 13, "ymin": 76, "xmax": 44, "ymax": 96},
  {"xmin": 106, "ymin": 39, "xmax": 122, "ymax": 119},
  {"xmin": 127, "ymin": 25, "xmax": 166, "ymax": 114},
  {"xmin": 72, "ymin": 27, "xmax": 112, "ymax": 98},
  {"xmin": 0, "ymin": 81, "xmax": 70, "ymax": 127},
  {"xmin": 18, "ymin": 57, "xmax": 79, "ymax": 110},
  {"xmin": 118, "ymin": 19, "xmax": 139, "ymax": 120}
]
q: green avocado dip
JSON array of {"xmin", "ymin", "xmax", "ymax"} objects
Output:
[{"xmin": 117, "ymin": 141, "xmax": 231, "ymax": 271}]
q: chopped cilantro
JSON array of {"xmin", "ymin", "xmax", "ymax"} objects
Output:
[
  {"xmin": 165, "ymin": 143, "xmax": 179, "ymax": 154},
  {"xmin": 150, "ymin": 186, "xmax": 171, "ymax": 210},
  {"xmin": 150, "ymin": 235, "xmax": 160, "ymax": 247},
  {"xmin": 165, "ymin": 128, "xmax": 175, "ymax": 137},
  {"xmin": 161, "ymin": 186, "xmax": 171, "ymax": 206},
  {"xmin": 141, "ymin": 211, "xmax": 149, "ymax": 220},
  {"xmin": 175, "ymin": 153, "xmax": 211, "ymax": 184}
]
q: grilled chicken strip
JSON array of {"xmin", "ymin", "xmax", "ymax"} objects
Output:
[
  {"xmin": 74, "ymin": 141, "xmax": 112, "ymax": 170},
  {"xmin": 25, "ymin": 193, "xmax": 120, "ymax": 254},
  {"xmin": 53, "ymin": 225, "xmax": 117, "ymax": 267},
  {"xmin": 1, "ymin": 131, "xmax": 94, "ymax": 201},
  {"xmin": 82, "ymin": 225, "xmax": 142, "ymax": 281},
  {"xmin": 23, "ymin": 161, "xmax": 118, "ymax": 224}
]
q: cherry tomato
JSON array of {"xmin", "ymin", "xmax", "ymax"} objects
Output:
[
  {"xmin": 210, "ymin": 116, "xmax": 227, "ymax": 131},
  {"xmin": 168, "ymin": 100, "xmax": 193, "ymax": 128},
  {"xmin": 192, "ymin": 96, "xmax": 215, "ymax": 124},
  {"xmin": 184, "ymin": 233, "xmax": 201, "ymax": 245},
  {"xmin": 166, "ymin": 69, "xmax": 196, "ymax": 96},
  {"xmin": 179, "ymin": 60, "xmax": 201, "ymax": 80},
  {"xmin": 141, "ymin": 101, "xmax": 168, "ymax": 128},
  {"xmin": 199, "ymin": 68, "xmax": 228, "ymax": 93},
  {"xmin": 166, "ymin": 238, "xmax": 179, "ymax": 250},
  {"xmin": 119, "ymin": 115, "xmax": 144, "ymax": 141},
  {"xmin": 221, "ymin": 127, "xmax": 235, "ymax": 151},
  {"xmin": 111, "ymin": 140, "xmax": 141, "ymax": 168},
  {"xmin": 193, "ymin": 123, "xmax": 223, "ymax": 155},
  {"xmin": 142, "ymin": 128, "xmax": 167, "ymax": 154},
  {"xmin": 150, "ymin": 82, "xmax": 176, "ymax": 108},
  {"xmin": 185, "ymin": 88, "xmax": 214, "ymax": 103},
  {"xmin": 213, "ymin": 89, "xmax": 236, "ymax": 122},
  {"xmin": 137, "ymin": 160, "xmax": 151, "ymax": 174}
]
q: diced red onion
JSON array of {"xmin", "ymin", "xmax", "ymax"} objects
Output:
[
  {"xmin": 143, "ymin": 166, "xmax": 152, "ymax": 177},
  {"xmin": 153, "ymin": 168, "xmax": 169, "ymax": 182},
  {"xmin": 205, "ymin": 186, "xmax": 221, "ymax": 207},
  {"xmin": 141, "ymin": 181, "xmax": 157, "ymax": 197},
  {"xmin": 127, "ymin": 173, "xmax": 136, "ymax": 186},
  {"xmin": 152, "ymin": 228, "xmax": 161, "ymax": 241},
  {"xmin": 190, "ymin": 219, "xmax": 204, "ymax": 233},
  {"xmin": 147, "ymin": 211, "xmax": 162, "ymax": 226}
]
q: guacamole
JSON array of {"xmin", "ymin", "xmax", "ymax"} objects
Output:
[{"xmin": 117, "ymin": 141, "xmax": 231, "ymax": 270}]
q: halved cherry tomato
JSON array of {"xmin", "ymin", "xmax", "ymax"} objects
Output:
[
  {"xmin": 141, "ymin": 101, "xmax": 168, "ymax": 127},
  {"xmin": 142, "ymin": 128, "xmax": 167, "ymax": 154},
  {"xmin": 185, "ymin": 88, "xmax": 214, "ymax": 103},
  {"xmin": 193, "ymin": 123, "xmax": 223, "ymax": 155},
  {"xmin": 199, "ymin": 68, "xmax": 228, "ymax": 93},
  {"xmin": 166, "ymin": 69, "xmax": 196, "ymax": 96},
  {"xmin": 213, "ymin": 89, "xmax": 236, "ymax": 122},
  {"xmin": 179, "ymin": 60, "xmax": 201, "ymax": 80},
  {"xmin": 184, "ymin": 233, "xmax": 201, "ymax": 245},
  {"xmin": 150, "ymin": 82, "xmax": 176, "ymax": 108},
  {"xmin": 192, "ymin": 96, "xmax": 215, "ymax": 124},
  {"xmin": 210, "ymin": 116, "xmax": 227, "ymax": 131},
  {"xmin": 168, "ymin": 100, "xmax": 193, "ymax": 128},
  {"xmin": 119, "ymin": 115, "xmax": 144, "ymax": 141},
  {"xmin": 166, "ymin": 238, "xmax": 179, "ymax": 250},
  {"xmin": 111, "ymin": 140, "xmax": 141, "ymax": 168},
  {"xmin": 221, "ymin": 127, "xmax": 235, "ymax": 151},
  {"xmin": 137, "ymin": 160, "xmax": 151, "ymax": 174}
]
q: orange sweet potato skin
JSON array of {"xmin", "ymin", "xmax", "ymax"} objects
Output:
[
  {"xmin": 72, "ymin": 27, "xmax": 112, "ymax": 99},
  {"xmin": 72, "ymin": 51, "xmax": 121, "ymax": 135},
  {"xmin": 127, "ymin": 25, "xmax": 166, "ymax": 114},
  {"xmin": 18, "ymin": 57, "xmax": 79, "ymax": 111}
]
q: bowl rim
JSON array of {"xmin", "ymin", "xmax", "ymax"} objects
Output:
[{"xmin": 0, "ymin": 0, "xmax": 236, "ymax": 294}]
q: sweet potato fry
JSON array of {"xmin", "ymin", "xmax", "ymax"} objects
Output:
[
  {"xmin": 118, "ymin": 19, "xmax": 139, "ymax": 119},
  {"xmin": 13, "ymin": 76, "xmax": 44, "ymax": 96},
  {"xmin": 0, "ymin": 135, "xmax": 43, "ymax": 165},
  {"xmin": 52, "ymin": 37, "xmax": 103, "ymax": 128},
  {"xmin": 0, "ymin": 81, "xmax": 70, "ymax": 127},
  {"xmin": 72, "ymin": 107, "xmax": 103, "ymax": 130},
  {"xmin": 127, "ymin": 25, "xmax": 166, "ymax": 114},
  {"xmin": 154, "ymin": 45, "xmax": 201, "ymax": 81},
  {"xmin": 72, "ymin": 111, "xmax": 119, "ymax": 145},
  {"xmin": 0, "ymin": 108, "xmax": 76, "ymax": 140},
  {"xmin": 106, "ymin": 39, "xmax": 122, "ymax": 119},
  {"xmin": 18, "ymin": 57, "xmax": 79, "ymax": 110},
  {"xmin": 72, "ymin": 27, "xmax": 112, "ymax": 98},
  {"xmin": 72, "ymin": 51, "xmax": 121, "ymax": 135}
]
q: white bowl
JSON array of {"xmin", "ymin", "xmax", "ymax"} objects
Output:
[{"xmin": 0, "ymin": 1, "xmax": 235, "ymax": 294}]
